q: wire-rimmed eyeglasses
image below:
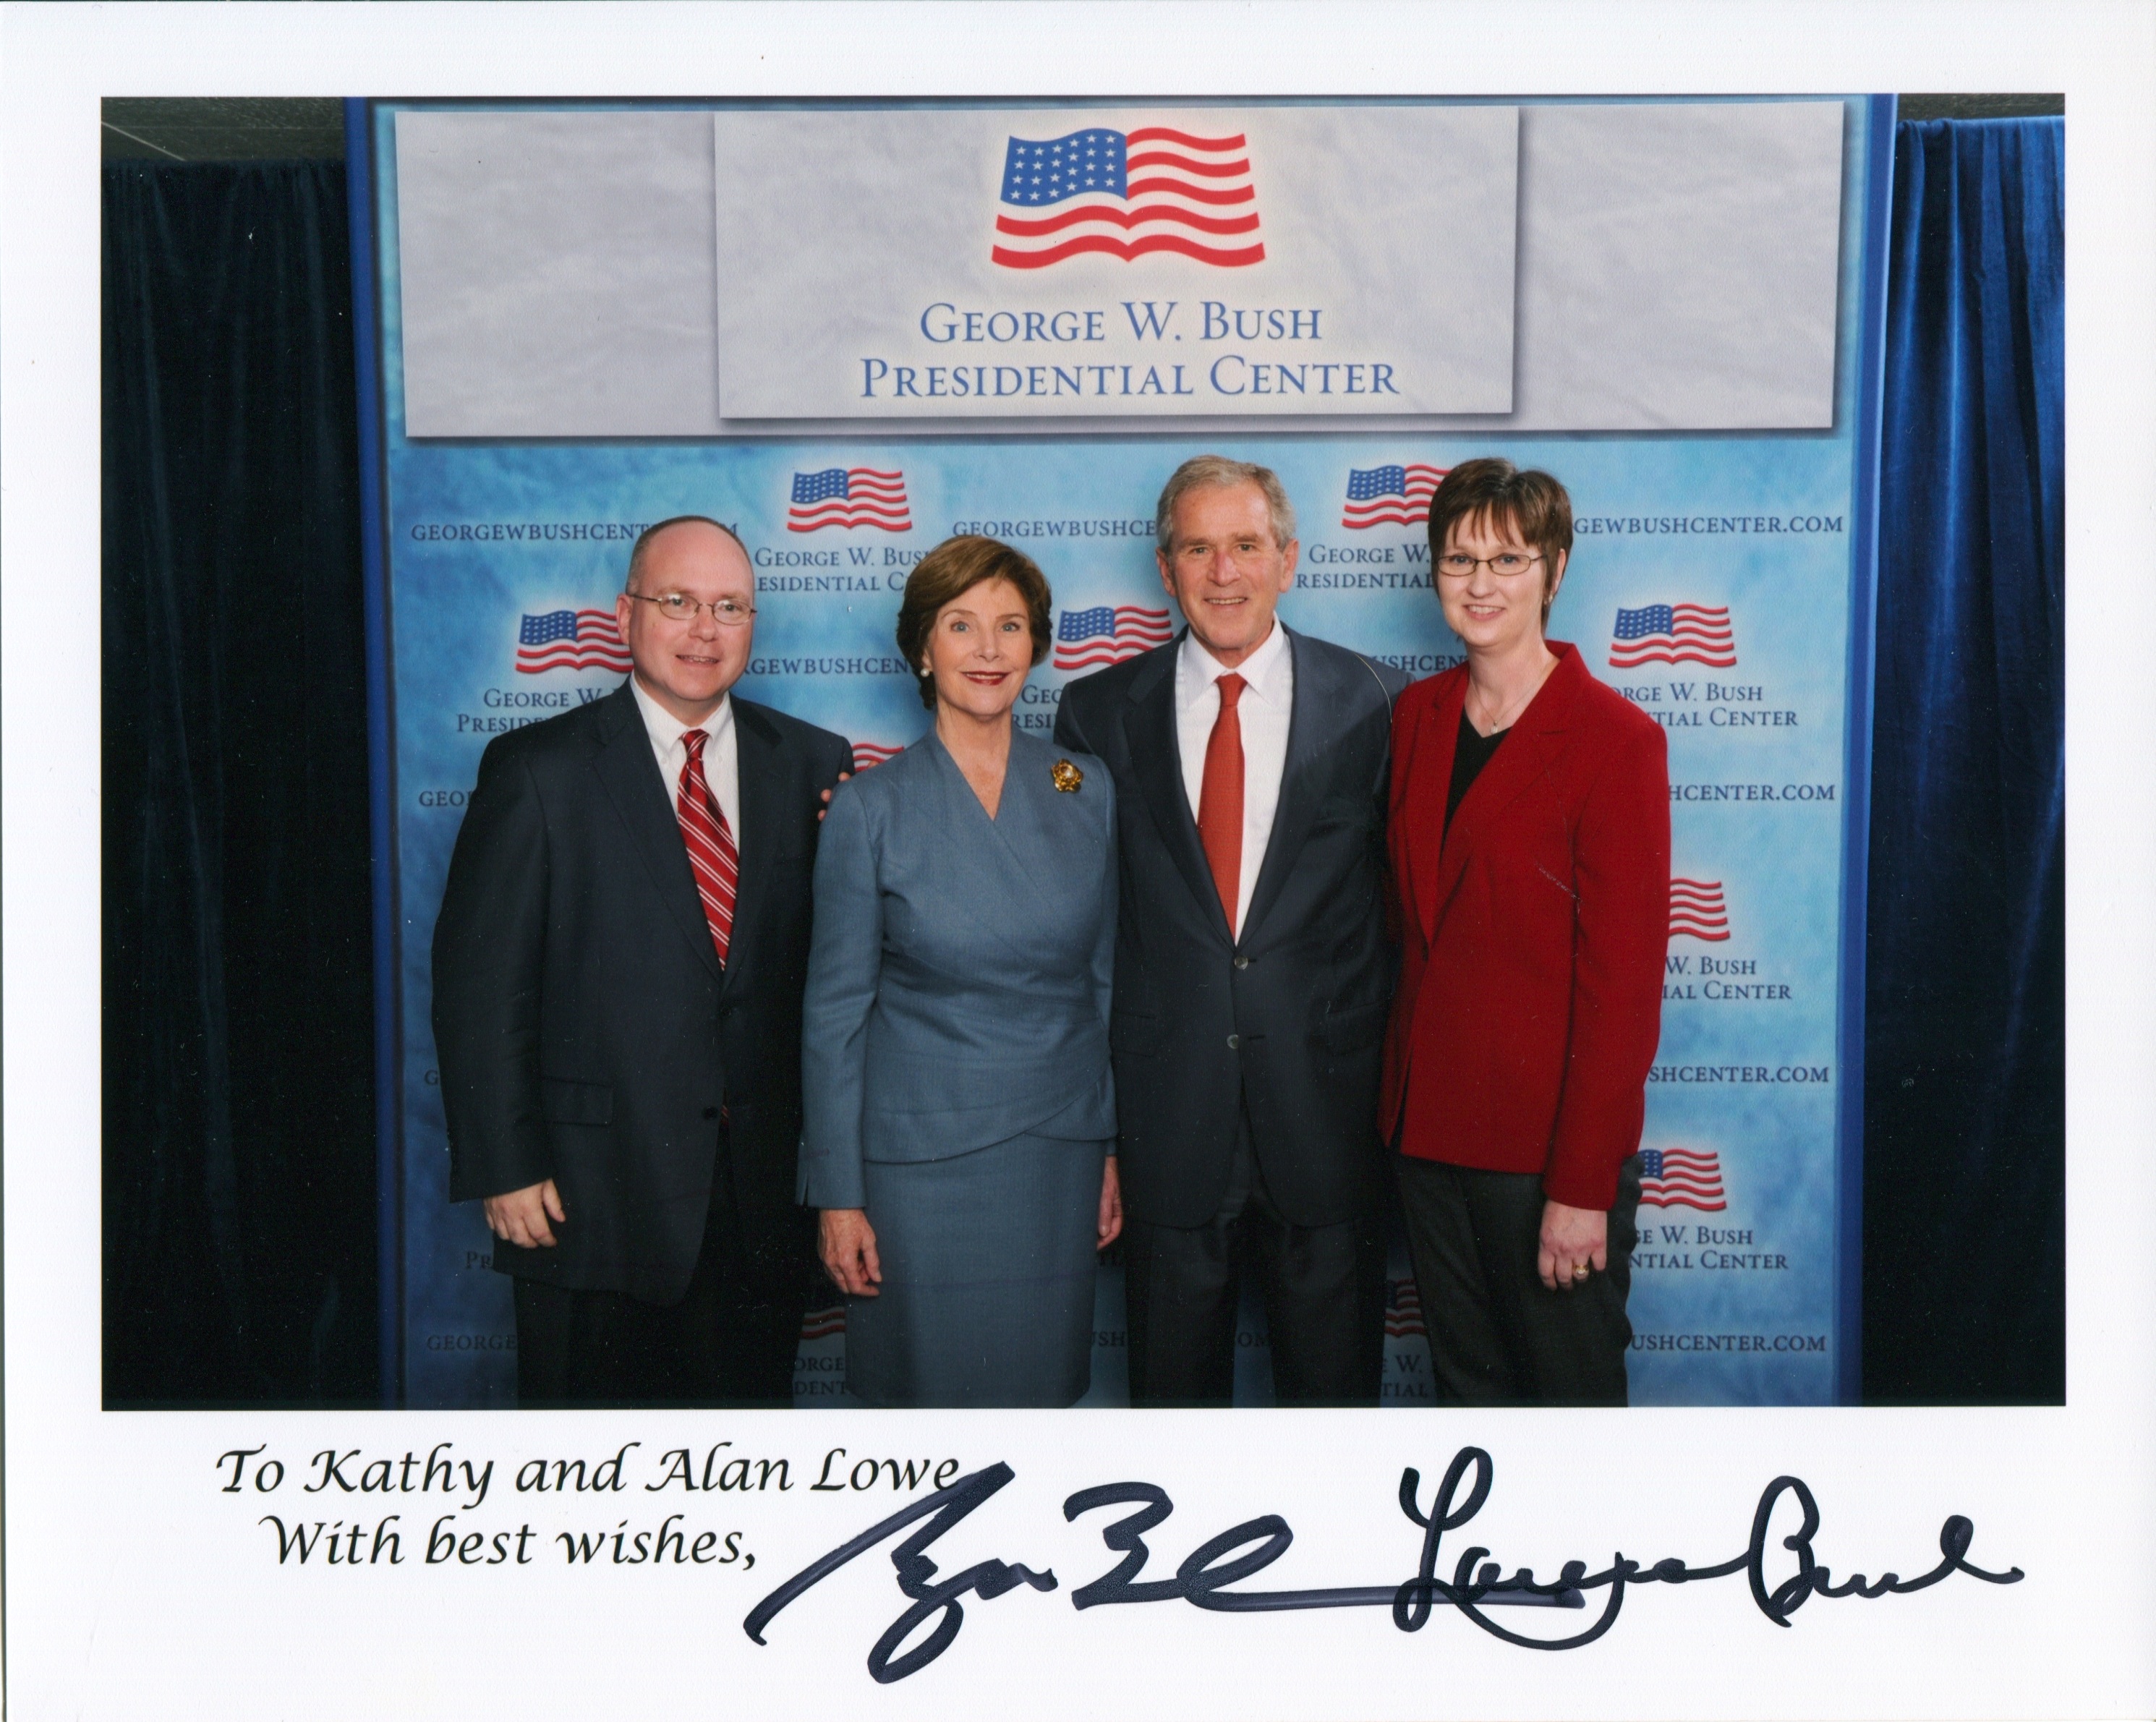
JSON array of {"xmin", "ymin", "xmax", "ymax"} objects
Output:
[
  {"xmin": 625, "ymin": 592, "xmax": 757, "ymax": 626},
  {"xmin": 1434, "ymin": 552, "xmax": 1545, "ymax": 580}
]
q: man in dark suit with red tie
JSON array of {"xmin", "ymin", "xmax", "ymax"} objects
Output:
[
  {"xmin": 433, "ymin": 516, "xmax": 852, "ymax": 1408},
  {"xmin": 1054, "ymin": 456, "xmax": 1407, "ymax": 1406}
]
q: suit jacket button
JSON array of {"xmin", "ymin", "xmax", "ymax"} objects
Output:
[
  {"xmin": 1234, "ymin": 955, "xmax": 1250, "ymax": 970},
  {"xmin": 1227, "ymin": 1033, "xmax": 1240, "ymax": 1050},
  {"xmin": 702, "ymin": 1106, "xmax": 720, "ymax": 1120}
]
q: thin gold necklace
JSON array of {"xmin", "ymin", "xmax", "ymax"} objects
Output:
[{"xmin": 1467, "ymin": 655, "xmax": 1554, "ymax": 734}]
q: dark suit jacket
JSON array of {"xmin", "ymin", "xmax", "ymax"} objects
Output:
[
  {"xmin": 1380, "ymin": 643, "xmax": 1669, "ymax": 1211},
  {"xmin": 432, "ymin": 682, "xmax": 851, "ymax": 1303},
  {"xmin": 1054, "ymin": 626, "xmax": 1407, "ymax": 1228}
]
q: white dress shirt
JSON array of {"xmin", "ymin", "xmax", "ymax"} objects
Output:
[
  {"xmin": 1175, "ymin": 621, "xmax": 1293, "ymax": 937},
  {"xmin": 630, "ymin": 678, "xmax": 741, "ymax": 842}
]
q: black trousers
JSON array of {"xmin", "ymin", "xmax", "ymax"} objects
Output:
[
  {"xmin": 512, "ymin": 1147, "xmax": 806, "ymax": 1410},
  {"xmin": 1124, "ymin": 1114, "xmax": 1385, "ymax": 1407},
  {"xmin": 1395, "ymin": 1153, "xmax": 1642, "ymax": 1407}
]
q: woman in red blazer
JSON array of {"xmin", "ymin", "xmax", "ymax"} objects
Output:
[{"xmin": 1382, "ymin": 459, "xmax": 1669, "ymax": 1405}]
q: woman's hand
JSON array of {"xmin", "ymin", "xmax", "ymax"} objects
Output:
[
  {"xmin": 1096, "ymin": 1155, "xmax": 1123, "ymax": 1251},
  {"xmin": 1538, "ymin": 1198, "xmax": 1607, "ymax": 1291},
  {"xmin": 819, "ymin": 1207, "xmax": 882, "ymax": 1297},
  {"xmin": 816, "ymin": 770, "xmax": 854, "ymax": 822}
]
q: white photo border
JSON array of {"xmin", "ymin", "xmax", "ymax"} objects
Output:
[{"xmin": 7, "ymin": 4, "xmax": 2148, "ymax": 1719}]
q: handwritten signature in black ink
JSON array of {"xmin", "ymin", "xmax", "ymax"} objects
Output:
[{"xmin": 743, "ymin": 1446, "xmax": 2022, "ymax": 1684}]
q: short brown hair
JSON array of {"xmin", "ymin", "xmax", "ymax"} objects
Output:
[
  {"xmin": 1426, "ymin": 459, "xmax": 1574, "ymax": 610},
  {"xmin": 1155, "ymin": 455, "xmax": 1298, "ymax": 554},
  {"xmin": 895, "ymin": 536, "xmax": 1053, "ymax": 709}
]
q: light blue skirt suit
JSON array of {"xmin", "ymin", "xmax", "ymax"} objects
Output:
[{"xmin": 799, "ymin": 728, "xmax": 1117, "ymax": 1407}]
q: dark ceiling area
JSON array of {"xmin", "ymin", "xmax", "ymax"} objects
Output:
[
  {"xmin": 102, "ymin": 98, "xmax": 347, "ymax": 161},
  {"xmin": 101, "ymin": 93, "xmax": 2065, "ymax": 163},
  {"xmin": 1895, "ymin": 93, "xmax": 2065, "ymax": 120}
]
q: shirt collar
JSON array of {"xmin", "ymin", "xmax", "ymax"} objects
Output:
[
  {"xmin": 629, "ymin": 674, "xmax": 733, "ymax": 754},
  {"xmin": 1178, "ymin": 618, "xmax": 1291, "ymax": 709}
]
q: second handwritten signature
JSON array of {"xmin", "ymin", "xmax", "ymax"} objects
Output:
[{"xmin": 743, "ymin": 1446, "xmax": 2023, "ymax": 1683}]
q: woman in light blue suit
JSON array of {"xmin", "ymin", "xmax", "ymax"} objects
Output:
[{"xmin": 800, "ymin": 536, "xmax": 1121, "ymax": 1407}]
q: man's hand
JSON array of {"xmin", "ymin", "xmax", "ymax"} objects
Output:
[
  {"xmin": 1538, "ymin": 1198, "xmax": 1608, "ymax": 1292},
  {"xmin": 1097, "ymin": 1155, "xmax": 1124, "ymax": 1251},
  {"xmin": 816, "ymin": 769, "xmax": 856, "ymax": 822},
  {"xmin": 484, "ymin": 1179, "xmax": 566, "ymax": 1250},
  {"xmin": 819, "ymin": 1207, "xmax": 882, "ymax": 1296}
]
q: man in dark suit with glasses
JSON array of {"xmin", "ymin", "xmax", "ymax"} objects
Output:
[{"xmin": 434, "ymin": 515, "xmax": 852, "ymax": 1407}]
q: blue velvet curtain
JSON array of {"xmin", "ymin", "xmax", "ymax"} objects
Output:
[
  {"xmin": 1864, "ymin": 117, "xmax": 2064, "ymax": 1402},
  {"xmin": 103, "ymin": 160, "xmax": 377, "ymax": 1406}
]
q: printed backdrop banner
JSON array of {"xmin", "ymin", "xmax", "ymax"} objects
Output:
[
  {"xmin": 392, "ymin": 100, "xmax": 1851, "ymax": 438},
  {"xmin": 364, "ymin": 98, "xmax": 1889, "ymax": 1410}
]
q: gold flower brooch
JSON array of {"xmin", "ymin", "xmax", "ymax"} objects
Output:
[{"xmin": 1051, "ymin": 759, "xmax": 1083, "ymax": 793}]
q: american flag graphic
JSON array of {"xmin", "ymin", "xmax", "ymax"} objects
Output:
[
  {"xmin": 799, "ymin": 1303, "xmax": 847, "ymax": 1341},
  {"xmin": 786, "ymin": 468, "xmax": 911, "ymax": 533},
  {"xmin": 1341, "ymin": 463, "xmax": 1448, "ymax": 529},
  {"xmin": 1609, "ymin": 603, "xmax": 1737, "ymax": 669},
  {"xmin": 1640, "ymin": 1148, "xmax": 1727, "ymax": 1211},
  {"xmin": 515, "ymin": 608, "xmax": 631, "ymax": 675},
  {"xmin": 1052, "ymin": 604, "xmax": 1175, "ymax": 670},
  {"xmin": 1669, "ymin": 878, "xmax": 1731, "ymax": 942},
  {"xmin": 992, "ymin": 126, "xmax": 1264, "ymax": 269},
  {"xmin": 851, "ymin": 741, "xmax": 904, "ymax": 771},
  {"xmin": 1383, "ymin": 1277, "xmax": 1426, "ymax": 1339}
]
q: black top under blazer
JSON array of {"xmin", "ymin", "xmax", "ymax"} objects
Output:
[
  {"xmin": 432, "ymin": 681, "xmax": 852, "ymax": 1303},
  {"xmin": 1053, "ymin": 626, "xmax": 1408, "ymax": 1229}
]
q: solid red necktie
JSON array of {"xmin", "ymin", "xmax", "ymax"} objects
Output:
[
  {"xmin": 676, "ymin": 728, "xmax": 738, "ymax": 966},
  {"xmin": 1196, "ymin": 672, "xmax": 1247, "ymax": 934}
]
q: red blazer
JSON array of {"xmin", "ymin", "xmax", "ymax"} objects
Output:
[{"xmin": 1381, "ymin": 643, "xmax": 1669, "ymax": 1211}]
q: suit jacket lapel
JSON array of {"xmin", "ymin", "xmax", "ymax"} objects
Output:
[
  {"xmin": 1240, "ymin": 627, "xmax": 1329, "ymax": 943},
  {"xmin": 1421, "ymin": 644, "xmax": 1587, "ymax": 938},
  {"xmin": 721, "ymin": 700, "xmax": 781, "ymax": 992},
  {"xmin": 588, "ymin": 683, "xmax": 723, "ymax": 982},
  {"xmin": 924, "ymin": 733, "xmax": 1057, "ymax": 969},
  {"xmin": 1404, "ymin": 676, "xmax": 1466, "ymax": 940},
  {"xmin": 1122, "ymin": 641, "xmax": 1232, "ymax": 945},
  {"xmin": 979, "ymin": 733, "xmax": 1057, "ymax": 878}
]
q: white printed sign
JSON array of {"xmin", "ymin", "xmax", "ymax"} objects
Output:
[{"xmin": 712, "ymin": 106, "xmax": 1521, "ymax": 418}]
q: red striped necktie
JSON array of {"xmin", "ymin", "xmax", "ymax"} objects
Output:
[{"xmin": 676, "ymin": 728, "xmax": 738, "ymax": 966}]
